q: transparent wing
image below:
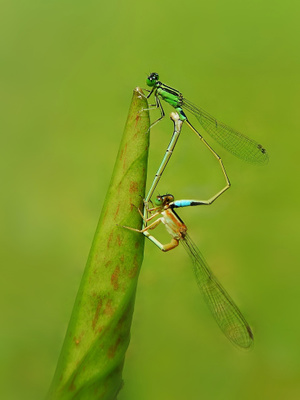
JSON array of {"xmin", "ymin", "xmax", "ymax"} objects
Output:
[
  {"xmin": 182, "ymin": 98, "xmax": 268, "ymax": 164},
  {"xmin": 181, "ymin": 234, "xmax": 253, "ymax": 349}
]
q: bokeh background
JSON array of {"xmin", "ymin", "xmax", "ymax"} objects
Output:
[{"xmin": 1, "ymin": 0, "xmax": 299, "ymax": 399}]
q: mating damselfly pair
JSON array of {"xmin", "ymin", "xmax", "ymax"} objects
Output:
[{"xmin": 124, "ymin": 73, "xmax": 268, "ymax": 349}]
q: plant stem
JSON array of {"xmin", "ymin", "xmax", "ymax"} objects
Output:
[{"xmin": 47, "ymin": 87, "xmax": 150, "ymax": 400}]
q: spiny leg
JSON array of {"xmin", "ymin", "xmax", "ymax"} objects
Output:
[
  {"xmin": 123, "ymin": 217, "xmax": 162, "ymax": 233},
  {"xmin": 144, "ymin": 94, "xmax": 165, "ymax": 130}
]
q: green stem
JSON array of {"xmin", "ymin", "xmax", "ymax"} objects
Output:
[{"xmin": 47, "ymin": 87, "xmax": 150, "ymax": 400}]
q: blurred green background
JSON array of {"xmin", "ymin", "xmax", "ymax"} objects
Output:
[{"xmin": 1, "ymin": 0, "xmax": 299, "ymax": 399}]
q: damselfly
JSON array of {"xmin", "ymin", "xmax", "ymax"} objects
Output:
[
  {"xmin": 123, "ymin": 194, "xmax": 253, "ymax": 349},
  {"xmin": 146, "ymin": 72, "xmax": 268, "ymax": 164}
]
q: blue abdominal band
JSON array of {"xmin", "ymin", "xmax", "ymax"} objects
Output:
[{"xmin": 172, "ymin": 200, "xmax": 193, "ymax": 208}]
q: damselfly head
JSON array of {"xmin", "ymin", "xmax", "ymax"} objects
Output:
[
  {"xmin": 154, "ymin": 194, "xmax": 174, "ymax": 207},
  {"xmin": 146, "ymin": 72, "xmax": 159, "ymax": 87}
]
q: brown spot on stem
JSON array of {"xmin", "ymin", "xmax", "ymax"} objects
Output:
[
  {"xmin": 128, "ymin": 265, "xmax": 138, "ymax": 279},
  {"xmin": 114, "ymin": 204, "xmax": 120, "ymax": 219},
  {"xmin": 92, "ymin": 298, "xmax": 103, "ymax": 330},
  {"xmin": 102, "ymin": 208, "xmax": 108, "ymax": 224},
  {"xmin": 97, "ymin": 326, "xmax": 104, "ymax": 334},
  {"xmin": 120, "ymin": 143, "xmax": 127, "ymax": 161},
  {"xmin": 107, "ymin": 231, "xmax": 114, "ymax": 248},
  {"xmin": 73, "ymin": 331, "xmax": 84, "ymax": 346},
  {"xmin": 111, "ymin": 266, "xmax": 120, "ymax": 290},
  {"xmin": 117, "ymin": 234, "xmax": 122, "ymax": 246},
  {"xmin": 68, "ymin": 375, "xmax": 77, "ymax": 392},
  {"xmin": 107, "ymin": 337, "xmax": 121, "ymax": 359},
  {"xmin": 129, "ymin": 181, "xmax": 138, "ymax": 193},
  {"xmin": 104, "ymin": 299, "xmax": 115, "ymax": 316},
  {"xmin": 133, "ymin": 131, "xmax": 139, "ymax": 140}
]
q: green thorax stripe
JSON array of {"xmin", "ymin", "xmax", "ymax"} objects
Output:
[{"xmin": 157, "ymin": 87, "xmax": 182, "ymax": 108}]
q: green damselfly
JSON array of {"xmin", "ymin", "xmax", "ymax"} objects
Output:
[
  {"xmin": 124, "ymin": 194, "xmax": 253, "ymax": 349},
  {"xmin": 146, "ymin": 72, "xmax": 268, "ymax": 164}
]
